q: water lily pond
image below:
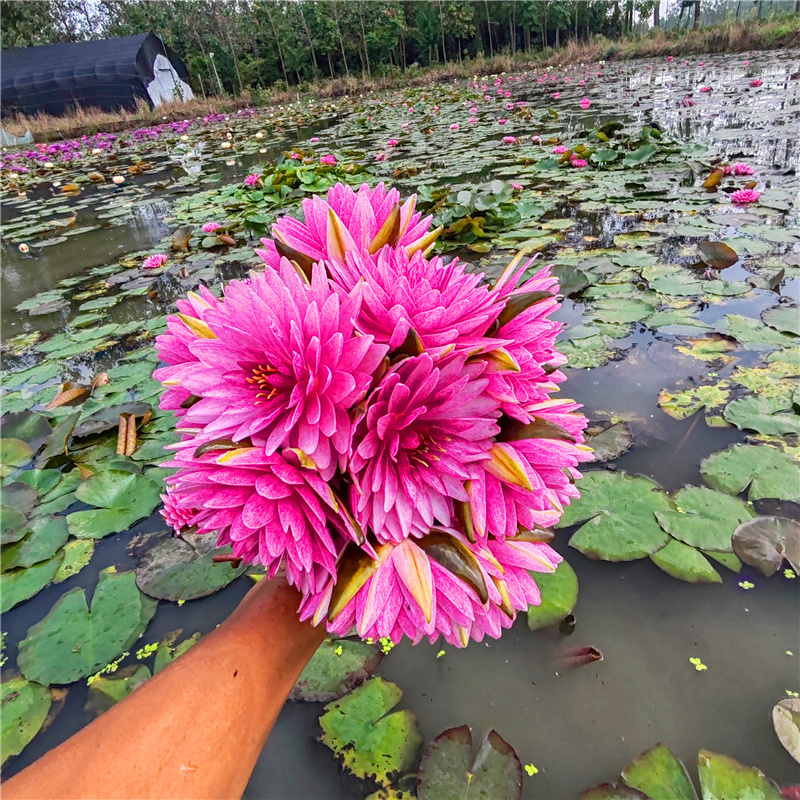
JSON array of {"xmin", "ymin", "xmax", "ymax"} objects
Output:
[{"xmin": 1, "ymin": 49, "xmax": 799, "ymax": 798}]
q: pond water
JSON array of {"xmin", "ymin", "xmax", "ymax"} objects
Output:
[{"xmin": 1, "ymin": 49, "xmax": 799, "ymax": 798}]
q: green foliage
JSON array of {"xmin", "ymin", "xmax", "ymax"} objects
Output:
[
  {"xmin": 526, "ymin": 559, "xmax": 579, "ymax": 630},
  {"xmin": 291, "ymin": 638, "xmax": 383, "ymax": 702},
  {"xmin": 1, "ymin": 678, "xmax": 52, "ymax": 765}
]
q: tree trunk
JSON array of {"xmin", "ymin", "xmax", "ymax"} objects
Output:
[
  {"xmin": 265, "ymin": 4, "xmax": 289, "ymax": 87},
  {"xmin": 297, "ymin": 5, "xmax": 319, "ymax": 79},
  {"xmin": 574, "ymin": 0, "xmax": 579, "ymax": 38},
  {"xmin": 555, "ymin": 27, "xmax": 560, "ymax": 48},
  {"xmin": 332, "ymin": 4, "xmax": 350, "ymax": 78},
  {"xmin": 328, "ymin": 51, "xmax": 334, "ymax": 77},
  {"xmin": 693, "ymin": 0, "xmax": 701, "ymax": 29},
  {"xmin": 359, "ymin": 7, "xmax": 371, "ymax": 76},
  {"xmin": 654, "ymin": 1, "xmax": 660, "ymax": 27},
  {"xmin": 225, "ymin": 25, "xmax": 244, "ymax": 94},
  {"xmin": 511, "ymin": 2, "xmax": 517, "ymax": 54},
  {"xmin": 484, "ymin": 0, "xmax": 493, "ymax": 55},
  {"xmin": 544, "ymin": 3, "xmax": 549, "ymax": 47},
  {"xmin": 438, "ymin": 0, "xmax": 447, "ymax": 63}
]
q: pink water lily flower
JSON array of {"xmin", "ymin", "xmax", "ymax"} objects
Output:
[
  {"xmin": 469, "ymin": 117, "xmax": 478, "ymax": 123},
  {"xmin": 451, "ymin": 123, "xmax": 460, "ymax": 131},
  {"xmin": 668, "ymin": 56, "xmax": 674, "ymax": 62},
  {"xmin": 143, "ymin": 253, "xmax": 168, "ymax": 269},
  {"xmin": 387, "ymin": 139, "xmax": 399, "ymax": 147},
  {"xmin": 498, "ymin": 118, "xmax": 507, "ymax": 124},
  {"xmin": 320, "ymin": 154, "xmax": 337, "ymax": 166},
  {"xmin": 552, "ymin": 92, "xmax": 561, "ymax": 99},
  {"xmin": 202, "ymin": 222, "xmax": 222, "ymax": 233},
  {"xmin": 743, "ymin": 60, "xmax": 750, "ymax": 66},
  {"xmin": 169, "ymin": 262, "xmax": 387, "ymax": 480},
  {"xmin": 571, "ymin": 157, "xmax": 588, "ymax": 168},
  {"xmin": 376, "ymin": 153, "xmax": 387, "ymax": 162},
  {"xmin": 310, "ymin": 136, "xmax": 320, "ymax": 142},
  {"xmin": 732, "ymin": 162, "xmax": 754, "ymax": 175},
  {"xmin": 256, "ymin": 182, "xmax": 435, "ymax": 272},
  {"xmin": 552, "ymin": 145, "xmax": 568, "ymax": 154},
  {"xmin": 299, "ymin": 529, "xmax": 562, "ymax": 647},
  {"xmin": 503, "ymin": 135, "xmax": 517, "ymax": 144},
  {"xmin": 511, "ymin": 183, "xmax": 523, "ymax": 190},
  {"xmin": 349, "ymin": 353, "xmax": 499, "ymax": 543},
  {"xmin": 750, "ymin": 79, "xmax": 763, "ymax": 87},
  {"xmin": 244, "ymin": 173, "xmax": 260, "ymax": 187},
  {"xmin": 699, "ymin": 86, "xmax": 712, "ymax": 93},
  {"xmin": 470, "ymin": 106, "xmax": 478, "ymax": 113},
  {"xmin": 730, "ymin": 188, "xmax": 760, "ymax": 205},
  {"xmin": 579, "ymin": 98, "xmax": 591, "ymax": 109}
]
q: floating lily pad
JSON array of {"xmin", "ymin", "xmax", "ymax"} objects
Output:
[
  {"xmin": 1, "ymin": 514, "xmax": 70, "ymax": 571},
  {"xmin": 1, "ymin": 505, "xmax": 29, "ymax": 545},
  {"xmin": 1, "ymin": 411, "xmax": 53, "ymax": 449},
  {"xmin": 731, "ymin": 516, "xmax": 800, "ymax": 576},
  {"xmin": 559, "ymin": 471, "xmax": 671, "ymax": 561},
  {"xmin": 675, "ymin": 335, "xmax": 738, "ymax": 365},
  {"xmin": 721, "ymin": 315, "xmax": 796, "ymax": 351},
  {"xmin": 701, "ymin": 445, "xmax": 800, "ymax": 502},
  {"xmin": 319, "ymin": 676, "xmax": 422, "ymax": 786},
  {"xmin": 585, "ymin": 422, "xmax": 634, "ymax": 462},
  {"xmin": 0, "ymin": 438, "xmax": 34, "ymax": 477},
  {"xmin": 53, "ymin": 539, "xmax": 95, "ymax": 583},
  {"xmin": 1, "ymin": 551, "xmax": 64, "ymax": 613},
  {"xmin": 35, "ymin": 411, "xmax": 81, "ymax": 468},
  {"xmin": 417, "ymin": 725, "xmax": 522, "ymax": 800},
  {"xmin": 658, "ymin": 381, "xmax": 732, "ymax": 424},
  {"xmin": 152, "ymin": 630, "xmax": 201, "ymax": 674},
  {"xmin": 650, "ymin": 539, "xmax": 722, "ymax": 584},
  {"xmin": 723, "ymin": 395, "xmax": 800, "ymax": 436},
  {"xmin": 697, "ymin": 241, "xmax": 738, "ymax": 269},
  {"xmin": 136, "ymin": 531, "xmax": 245, "ymax": 601},
  {"xmin": 527, "ymin": 559, "xmax": 579, "ymax": 630},
  {"xmin": 621, "ymin": 743, "xmax": 698, "ymax": 800},
  {"xmin": 579, "ymin": 784, "xmax": 650, "ymax": 799},
  {"xmin": 18, "ymin": 568, "xmax": 157, "ymax": 685},
  {"xmin": 697, "ymin": 749, "xmax": 783, "ymax": 800},
  {"xmin": 85, "ymin": 664, "xmax": 151, "ymax": 716},
  {"xmin": 761, "ymin": 305, "xmax": 800, "ymax": 337},
  {"xmin": 291, "ymin": 637, "xmax": 383, "ymax": 702},
  {"xmin": 655, "ymin": 486, "xmax": 755, "ymax": 552},
  {"xmin": 1, "ymin": 677, "xmax": 52, "ymax": 765},
  {"xmin": 772, "ymin": 699, "xmax": 800, "ymax": 764},
  {"xmin": 67, "ymin": 470, "xmax": 162, "ymax": 539}
]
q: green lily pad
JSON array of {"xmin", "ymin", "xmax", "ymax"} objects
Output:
[
  {"xmin": 722, "ymin": 315, "xmax": 796, "ymax": 351},
  {"xmin": 658, "ymin": 381, "xmax": 732, "ymax": 424},
  {"xmin": 579, "ymin": 784, "xmax": 651, "ymax": 799},
  {"xmin": 585, "ymin": 422, "xmax": 634, "ymax": 462},
  {"xmin": 35, "ymin": 411, "xmax": 81, "ymax": 468},
  {"xmin": 1, "ymin": 438, "xmax": 34, "ymax": 477},
  {"xmin": 675, "ymin": 335, "xmax": 738, "ymax": 364},
  {"xmin": 650, "ymin": 539, "xmax": 722, "ymax": 584},
  {"xmin": 291, "ymin": 637, "xmax": 384, "ymax": 702},
  {"xmin": 654, "ymin": 486, "xmax": 755, "ymax": 552},
  {"xmin": 417, "ymin": 725, "xmax": 522, "ymax": 800},
  {"xmin": 136, "ymin": 531, "xmax": 245, "ymax": 601},
  {"xmin": 152, "ymin": 630, "xmax": 201, "ymax": 674},
  {"xmin": 590, "ymin": 297, "xmax": 655, "ymax": 325},
  {"xmin": 560, "ymin": 471, "xmax": 671, "ymax": 561},
  {"xmin": 1, "ymin": 514, "xmax": 70, "ymax": 571},
  {"xmin": 701, "ymin": 445, "xmax": 800, "ymax": 502},
  {"xmin": 723, "ymin": 396, "xmax": 800, "ymax": 436},
  {"xmin": 66, "ymin": 470, "xmax": 162, "ymax": 539},
  {"xmin": 731, "ymin": 516, "xmax": 800, "ymax": 576},
  {"xmin": 1, "ymin": 551, "xmax": 64, "ymax": 612},
  {"xmin": 560, "ymin": 335, "xmax": 617, "ymax": 369},
  {"xmin": 16, "ymin": 468, "xmax": 62, "ymax": 497},
  {"xmin": 0, "ymin": 482, "xmax": 38, "ymax": 516},
  {"xmin": 762, "ymin": 305, "xmax": 800, "ymax": 336},
  {"xmin": 621, "ymin": 743, "xmax": 698, "ymax": 800},
  {"xmin": 697, "ymin": 749, "xmax": 783, "ymax": 800},
  {"xmin": 1, "ymin": 677, "xmax": 52, "ymax": 765},
  {"xmin": 772, "ymin": 698, "xmax": 800, "ymax": 764},
  {"xmin": 85, "ymin": 664, "xmax": 151, "ymax": 716},
  {"xmin": 527, "ymin": 559, "xmax": 579, "ymax": 630},
  {"xmin": 18, "ymin": 568, "xmax": 157, "ymax": 685},
  {"xmin": 319, "ymin": 676, "xmax": 422, "ymax": 786},
  {"xmin": 53, "ymin": 538, "xmax": 95, "ymax": 583},
  {"xmin": 1, "ymin": 506, "xmax": 29, "ymax": 545},
  {"xmin": 0, "ymin": 411, "xmax": 53, "ymax": 449}
]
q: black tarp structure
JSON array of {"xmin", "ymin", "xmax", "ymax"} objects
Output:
[{"xmin": 1, "ymin": 33, "xmax": 193, "ymax": 116}]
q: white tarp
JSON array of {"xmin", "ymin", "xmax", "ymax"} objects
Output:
[{"xmin": 146, "ymin": 54, "xmax": 195, "ymax": 106}]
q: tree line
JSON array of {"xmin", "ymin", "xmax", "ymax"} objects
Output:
[{"xmin": 0, "ymin": 1, "xmax": 796, "ymax": 94}]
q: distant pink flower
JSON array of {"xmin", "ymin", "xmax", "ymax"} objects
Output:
[
  {"xmin": 720, "ymin": 165, "xmax": 733, "ymax": 175},
  {"xmin": 143, "ymin": 253, "xmax": 168, "ymax": 270},
  {"xmin": 552, "ymin": 145, "xmax": 568, "ymax": 154},
  {"xmin": 552, "ymin": 92, "xmax": 561, "ymax": 99},
  {"xmin": 700, "ymin": 86, "xmax": 712, "ymax": 93},
  {"xmin": 682, "ymin": 95, "xmax": 694, "ymax": 107},
  {"xmin": 503, "ymin": 136, "xmax": 517, "ymax": 144},
  {"xmin": 564, "ymin": 76, "xmax": 570, "ymax": 82},
  {"xmin": 668, "ymin": 56, "xmax": 674, "ymax": 62},
  {"xmin": 469, "ymin": 117, "xmax": 478, "ymax": 123},
  {"xmin": 730, "ymin": 188, "xmax": 760, "ymax": 205},
  {"xmin": 376, "ymin": 153, "xmax": 387, "ymax": 161},
  {"xmin": 571, "ymin": 158, "xmax": 588, "ymax": 168},
  {"xmin": 750, "ymin": 79, "xmax": 763, "ymax": 87},
  {"xmin": 289, "ymin": 152, "xmax": 301, "ymax": 160},
  {"xmin": 532, "ymin": 135, "xmax": 541, "ymax": 144},
  {"xmin": 511, "ymin": 183, "xmax": 523, "ymax": 190},
  {"xmin": 498, "ymin": 118, "xmax": 507, "ymax": 124},
  {"xmin": 244, "ymin": 173, "xmax": 260, "ymax": 187},
  {"xmin": 320, "ymin": 154, "xmax": 337, "ymax": 166},
  {"xmin": 579, "ymin": 80, "xmax": 585, "ymax": 85},
  {"xmin": 408, "ymin": 107, "xmax": 414, "ymax": 113},
  {"xmin": 699, "ymin": 61, "xmax": 705, "ymax": 66},
  {"xmin": 451, "ymin": 123, "xmax": 460, "ymax": 131},
  {"xmin": 310, "ymin": 136, "xmax": 320, "ymax": 142},
  {"xmin": 732, "ymin": 162, "xmax": 754, "ymax": 175},
  {"xmin": 470, "ymin": 107, "xmax": 478, "ymax": 113},
  {"xmin": 504, "ymin": 90, "xmax": 511, "ymax": 97},
  {"xmin": 433, "ymin": 105, "xmax": 440, "ymax": 111},
  {"xmin": 743, "ymin": 60, "xmax": 750, "ymax": 66},
  {"xmin": 579, "ymin": 98, "xmax": 591, "ymax": 109},
  {"xmin": 506, "ymin": 103, "xmax": 515, "ymax": 110},
  {"xmin": 387, "ymin": 139, "xmax": 399, "ymax": 147},
  {"xmin": 202, "ymin": 222, "xmax": 222, "ymax": 233}
]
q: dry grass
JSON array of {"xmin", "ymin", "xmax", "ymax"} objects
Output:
[{"xmin": 4, "ymin": 15, "xmax": 798, "ymax": 142}]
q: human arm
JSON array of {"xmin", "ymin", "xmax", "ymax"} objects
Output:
[{"xmin": 3, "ymin": 577, "xmax": 326, "ymax": 800}]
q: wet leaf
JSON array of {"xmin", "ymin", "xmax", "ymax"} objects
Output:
[
  {"xmin": 152, "ymin": 630, "xmax": 201, "ymax": 674},
  {"xmin": 675, "ymin": 335, "xmax": 737, "ymax": 365},
  {"xmin": 621, "ymin": 743, "xmax": 698, "ymax": 800},
  {"xmin": 172, "ymin": 225, "xmax": 193, "ymax": 251},
  {"xmin": 723, "ymin": 396, "xmax": 800, "ymax": 436},
  {"xmin": 655, "ymin": 486, "xmax": 755, "ymax": 552},
  {"xmin": 1, "ymin": 506, "xmax": 30, "ymax": 545},
  {"xmin": 18, "ymin": 568, "xmax": 157, "ymax": 685},
  {"xmin": 731, "ymin": 516, "xmax": 800, "ymax": 576},
  {"xmin": 772, "ymin": 699, "xmax": 800, "ymax": 764},
  {"xmin": 0, "ymin": 411, "xmax": 53, "ymax": 450},
  {"xmin": 1, "ymin": 551, "xmax": 64, "ymax": 613},
  {"xmin": 761, "ymin": 305, "xmax": 800, "ymax": 337},
  {"xmin": 66, "ymin": 469, "xmax": 162, "ymax": 539},
  {"xmin": 53, "ymin": 538, "xmax": 95, "ymax": 583},
  {"xmin": 1, "ymin": 677, "xmax": 52, "ymax": 765},
  {"xmin": 698, "ymin": 241, "xmax": 738, "ymax": 269},
  {"xmin": 701, "ymin": 445, "xmax": 800, "ymax": 502},
  {"xmin": 650, "ymin": 539, "xmax": 722, "ymax": 584},
  {"xmin": 697, "ymin": 750, "xmax": 783, "ymax": 800},
  {"xmin": 319, "ymin": 676, "xmax": 422, "ymax": 786},
  {"xmin": 35, "ymin": 411, "xmax": 81, "ymax": 468},
  {"xmin": 135, "ymin": 531, "xmax": 245, "ymax": 601},
  {"xmin": 579, "ymin": 784, "xmax": 651, "ymax": 799},
  {"xmin": 560, "ymin": 471, "xmax": 672, "ymax": 561},
  {"xmin": 291, "ymin": 637, "xmax": 383, "ymax": 702},
  {"xmin": 527, "ymin": 559, "xmax": 579, "ymax": 630},
  {"xmin": 418, "ymin": 725, "xmax": 522, "ymax": 800},
  {"xmin": 85, "ymin": 664, "xmax": 150, "ymax": 716},
  {"xmin": 585, "ymin": 422, "xmax": 634, "ymax": 462},
  {"xmin": 1, "ymin": 438, "xmax": 34, "ymax": 477},
  {"xmin": 1, "ymin": 515, "xmax": 70, "ymax": 571}
]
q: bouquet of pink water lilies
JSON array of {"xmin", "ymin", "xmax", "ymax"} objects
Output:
[{"xmin": 155, "ymin": 182, "xmax": 591, "ymax": 647}]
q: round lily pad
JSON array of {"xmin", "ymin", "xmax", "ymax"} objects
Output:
[
  {"xmin": 291, "ymin": 637, "xmax": 383, "ymax": 702},
  {"xmin": 418, "ymin": 725, "xmax": 523, "ymax": 800},
  {"xmin": 772, "ymin": 699, "xmax": 800, "ymax": 764},
  {"xmin": 559, "ymin": 471, "xmax": 672, "ymax": 561},
  {"xmin": 319, "ymin": 676, "xmax": 422, "ymax": 787},
  {"xmin": 621, "ymin": 742, "xmax": 698, "ymax": 800},
  {"xmin": 1, "ymin": 514, "xmax": 69, "ymax": 571},
  {"xmin": 136, "ymin": 532, "xmax": 246, "ymax": 602},
  {"xmin": 650, "ymin": 539, "xmax": 722, "ymax": 584},
  {"xmin": 585, "ymin": 422, "xmax": 634, "ymax": 462},
  {"xmin": 723, "ymin": 396, "xmax": 800, "ymax": 436},
  {"xmin": 18, "ymin": 568, "xmax": 157, "ymax": 685},
  {"xmin": 527, "ymin": 559, "xmax": 579, "ymax": 630},
  {"xmin": 731, "ymin": 516, "xmax": 800, "ymax": 577},
  {"xmin": 0, "ymin": 438, "xmax": 34, "ymax": 477},
  {"xmin": 701, "ymin": 445, "xmax": 800, "ymax": 502},
  {"xmin": 1, "ymin": 677, "xmax": 52, "ymax": 765},
  {"xmin": 654, "ymin": 486, "xmax": 755, "ymax": 552},
  {"xmin": 762, "ymin": 305, "xmax": 800, "ymax": 336},
  {"xmin": 697, "ymin": 750, "xmax": 783, "ymax": 800},
  {"xmin": 1, "ymin": 551, "xmax": 64, "ymax": 613}
]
